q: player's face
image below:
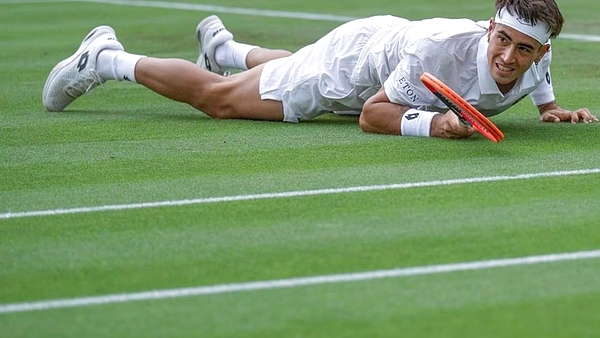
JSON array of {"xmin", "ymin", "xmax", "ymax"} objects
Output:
[{"xmin": 487, "ymin": 22, "xmax": 550, "ymax": 93}]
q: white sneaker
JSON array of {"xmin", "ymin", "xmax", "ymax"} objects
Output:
[
  {"xmin": 196, "ymin": 15, "xmax": 233, "ymax": 76},
  {"xmin": 42, "ymin": 26, "xmax": 124, "ymax": 112}
]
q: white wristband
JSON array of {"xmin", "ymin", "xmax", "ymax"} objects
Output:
[{"xmin": 400, "ymin": 109, "xmax": 437, "ymax": 137}]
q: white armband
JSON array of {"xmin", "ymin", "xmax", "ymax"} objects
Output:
[{"xmin": 400, "ymin": 109, "xmax": 437, "ymax": 137}]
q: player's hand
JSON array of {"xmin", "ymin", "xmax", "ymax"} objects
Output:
[
  {"xmin": 539, "ymin": 105, "xmax": 598, "ymax": 124},
  {"xmin": 430, "ymin": 111, "xmax": 475, "ymax": 139}
]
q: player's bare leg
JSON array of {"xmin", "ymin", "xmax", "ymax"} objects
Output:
[
  {"xmin": 42, "ymin": 24, "xmax": 285, "ymax": 121},
  {"xmin": 245, "ymin": 48, "xmax": 292, "ymax": 69},
  {"xmin": 135, "ymin": 57, "xmax": 285, "ymax": 120}
]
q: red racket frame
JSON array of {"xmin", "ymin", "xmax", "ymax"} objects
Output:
[{"xmin": 420, "ymin": 72, "xmax": 504, "ymax": 142}]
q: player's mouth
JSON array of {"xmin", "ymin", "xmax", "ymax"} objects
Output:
[{"xmin": 495, "ymin": 63, "xmax": 515, "ymax": 74}]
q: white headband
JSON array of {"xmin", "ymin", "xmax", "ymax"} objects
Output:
[{"xmin": 495, "ymin": 7, "xmax": 551, "ymax": 45}]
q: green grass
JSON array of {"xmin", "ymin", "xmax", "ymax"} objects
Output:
[{"xmin": 1, "ymin": 0, "xmax": 600, "ymax": 337}]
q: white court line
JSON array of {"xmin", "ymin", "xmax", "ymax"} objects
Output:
[
  {"xmin": 560, "ymin": 33, "xmax": 600, "ymax": 43},
  {"xmin": 85, "ymin": 0, "xmax": 358, "ymax": 22},
  {"xmin": 1, "ymin": 249, "xmax": 599, "ymax": 314},
  {"xmin": 2, "ymin": 168, "xmax": 600, "ymax": 220},
  {"xmin": 1, "ymin": 0, "xmax": 600, "ymax": 42}
]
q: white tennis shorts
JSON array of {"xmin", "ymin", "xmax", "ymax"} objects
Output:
[{"xmin": 259, "ymin": 15, "xmax": 408, "ymax": 123}]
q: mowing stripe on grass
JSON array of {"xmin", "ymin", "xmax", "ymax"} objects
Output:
[
  {"xmin": 86, "ymin": 0, "xmax": 358, "ymax": 22},
  {"xmin": 2, "ymin": 0, "xmax": 600, "ymax": 42},
  {"xmin": 1, "ymin": 249, "xmax": 599, "ymax": 314},
  {"xmin": 560, "ymin": 33, "xmax": 600, "ymax": 42},
  {"xmin": 1, "ymin": 168, "xmax": 599, "ymax": 220}
]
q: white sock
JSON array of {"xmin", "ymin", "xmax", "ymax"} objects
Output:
[
  {"xmin": 214, "ymin": 40, "xmax": 257, "ymax": 71},
  {"xmin": 97, "ymin": 49, "xmax": 145, "ymax": 83}
]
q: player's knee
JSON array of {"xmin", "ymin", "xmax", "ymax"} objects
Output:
[
  {"xmin": 189, "ymin": 82, "xmax": 237, "ymax": 119},
  {"xmin": 208, "ymin": 105, "xmax": 236, "ymax": 119},
  {"xmin": 194, "ymin": 101, "xmax": 236, "ymax": 119}
]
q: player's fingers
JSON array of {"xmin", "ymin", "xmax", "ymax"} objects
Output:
[
  {"xmin": 440, "ymin": 112, "xmax": 474, "ymax": 139},
  {"xmin": 577, "ymin": 108, "xmax": 598, "ymax": 123},
  {"xmin": 540, "ymin": 112, "xmax": 560, "ymax": 123},
  {"xmin": 451, "ymin": 120, "xmax": 474, "ymax": 138},
  {"xmin": 571, "ymin": 112, "xmax": 579, "ymax": 124}
]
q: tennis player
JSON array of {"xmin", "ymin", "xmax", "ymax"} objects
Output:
[{"xmin": 43, "ymin": 0, "xmax": 597, "ymax": 140}]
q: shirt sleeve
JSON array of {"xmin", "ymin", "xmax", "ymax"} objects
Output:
[
  {"xmin": 529, "ymin": 49, "xmax": 555, "ymax": 106},
  {"xmin": 384, "ymin": 67, "xmax": 433, "ymax": 108},
  {"xmin": 383, "ymin": 39, "xmax": 443, "ymax": 108},
  {"xmin": 383, "ymin": 32, "xmax": 480, "ymax": 111},
  {"xmin": 529, "ymin": 68, "xmax": 555, "ymax": 106}
]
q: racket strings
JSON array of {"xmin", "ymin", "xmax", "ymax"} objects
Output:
[
  {"xmin": 433, "ymin": 88, "xmax": 498, "ymax": 141},
  {"xmin": 432, "ymin": 92, "xmax": 470, "ymax": 125}
]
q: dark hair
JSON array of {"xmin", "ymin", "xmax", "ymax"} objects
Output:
[{"xmin": 495, "ymin": 0, "xmax": 564, "ymax": 39}]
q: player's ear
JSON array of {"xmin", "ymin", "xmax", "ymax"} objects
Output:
[
  {"xmin": 488, "ymin": 17, "xmax": 495, "ymax": 32},
  {"xmin": 535, "ymin": 44, "xmax": 551, "ymax": 63},
  {"xmin": 487, "ymin": 18, "xmax": 495, "ymax": 41}
]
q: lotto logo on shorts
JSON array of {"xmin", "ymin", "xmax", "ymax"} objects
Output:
[{"xmin": 398, "ymin": 77, "xmax": 419, "ymax": 103}]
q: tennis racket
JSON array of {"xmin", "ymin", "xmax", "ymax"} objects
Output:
[{"xmin": 420, "ymin": 72, "xmax": 504, "ymax": 142}]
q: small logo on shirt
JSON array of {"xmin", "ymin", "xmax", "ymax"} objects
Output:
[{"xmin": 398, "ymin": 77, "xmax": 419, "ymax": 103}]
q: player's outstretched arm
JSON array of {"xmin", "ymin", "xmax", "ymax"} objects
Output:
[
  {"xmin": 360, "ymin": 88, "xmax": 474, "ymax": 139},
  {"xmin": 359, "ymin": 89, "xmax": 408, "ymax": 135},
  {"xmin": 538, "ymin": 101, "xmax": 598, "ymax": 124}
]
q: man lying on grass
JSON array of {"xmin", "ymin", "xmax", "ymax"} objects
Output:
[{"xmin": 43, "ymin": 0, "xmax": 597, "ymax": 140}]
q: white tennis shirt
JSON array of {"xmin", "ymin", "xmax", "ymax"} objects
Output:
[{"xmin": 351, "ymin": 18, "xmax": 555, "ymax": 117}]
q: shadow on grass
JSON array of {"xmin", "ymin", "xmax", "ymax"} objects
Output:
[
  {"xmin": 62, "ymin": 109, "xmax": 363, "ymax": 124},
  {"xmin": 494, "ymin": 119, "xmax": 598, "ymax": 143}
]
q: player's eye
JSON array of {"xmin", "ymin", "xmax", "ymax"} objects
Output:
[{"xmin": 519, "ymin": 46, "xmax": 533, "ymax": 54}]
